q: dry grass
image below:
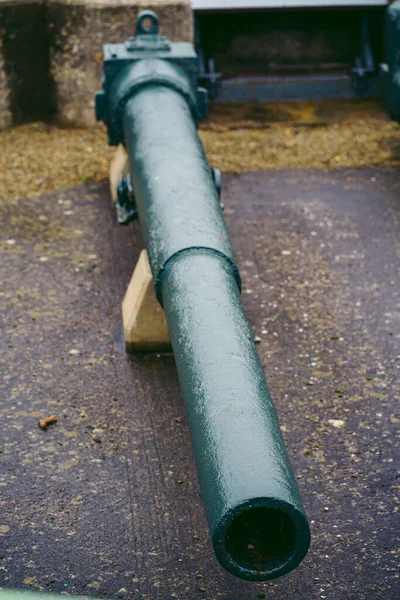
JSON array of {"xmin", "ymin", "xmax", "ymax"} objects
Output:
[
  {"xmin": 1, "ymin": 99, "xmax": 399, "ymax": 203},
  {"xmin": 0, "ymin": 123, "xmax": 113, "ymax": 204}
]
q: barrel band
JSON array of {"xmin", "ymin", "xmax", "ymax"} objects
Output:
[{"xmin": 156, "ymin": 247, "xmax": 242, "ymax": 307}]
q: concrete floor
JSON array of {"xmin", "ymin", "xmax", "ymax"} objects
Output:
[{"xmin": 1, "ymin": 168, "xmax": 399, "ymax": 599}]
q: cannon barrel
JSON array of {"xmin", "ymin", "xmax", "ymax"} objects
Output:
[{"xmin": 96, "ymin": 11, "xmax": 310, "ymax": 581}]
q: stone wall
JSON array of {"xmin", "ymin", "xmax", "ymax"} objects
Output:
[{"xmin": 0, "ymin": 0, "xmax": 193, "ymax": 128}]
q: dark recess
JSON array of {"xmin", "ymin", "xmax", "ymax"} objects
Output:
[
  {"xmin": 196, "ymin": 8, "xmax": 385, "ymax": 78},
  {"xmin": 225, "ymin": 507, "xmax": 297, "ymax": 573},
  {"xmin": 0, "ymin": 3, "xmax": 56, "ymax": 124}
]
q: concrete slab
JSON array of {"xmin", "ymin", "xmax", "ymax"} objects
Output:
[{"xmin": 0, "ymin": 168, "xmax": 399, "ymax": 598}]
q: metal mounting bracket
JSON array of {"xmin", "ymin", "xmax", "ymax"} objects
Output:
[{"xmin": 116, "ymin": 173, "xmax": 138, "ymax": 225}]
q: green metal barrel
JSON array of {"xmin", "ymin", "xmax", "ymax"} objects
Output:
[
  {"xmin": 162, "ymin": 251, "xmax": 310, "ymax": 580},
  {"xmin": 97, "ymin": 11, "xmax": 310, "ymax": 581}
]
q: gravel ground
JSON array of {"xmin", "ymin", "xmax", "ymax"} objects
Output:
[
  {"xmin": 1, "ymin": 99, "xmax": 399, "ymax": 204},
  {"xmin": 1, "ymin": 98, "xmax": 399, "ymax": 598},
  {"xmin": 1, "ymin": 169, "xmax": 399, "ymax": 599}
]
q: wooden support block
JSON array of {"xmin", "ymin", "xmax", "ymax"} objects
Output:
[
  {"xmin": 122, "ymin": 249, "xmax": 171, "ymax": 353},
  {"xmin": 109, "ymin": 144, "xmax": 129, "ymax": 204}
]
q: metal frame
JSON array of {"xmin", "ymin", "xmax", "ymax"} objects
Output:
[
  {"xmin": 192, "ymin": 1, "xmax": 387, "ymax": 10},
  {"xmin": 194, "ymin": 1, "xmax": 382, "ymax": 100}
]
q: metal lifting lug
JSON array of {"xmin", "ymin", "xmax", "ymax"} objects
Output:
[
  {"xmin": 125, "ymin": 10, "xmax": 171, "ymax": 53},
  {"xmin": 116, "ymin": 173, "xmax": 138, "ymax": 225}
]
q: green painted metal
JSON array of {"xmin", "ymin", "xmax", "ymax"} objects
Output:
[
  {"xmin": 122, "ymin": 81, "xmax": 239, "ymax": 302},
  {"xmin": 380, "ymin": 1, "xmax": 400, "ymax": 122},
  {"xmin": 162, "ymin": 251, "xmax": 310, "ymax": 580},
  {"xmin": 96, "ymin": 10, "xmax": 310, "ymax": 581},
  {"xmin": 95, "ymin": 10, "xmax": 207, "ymax": 146}
]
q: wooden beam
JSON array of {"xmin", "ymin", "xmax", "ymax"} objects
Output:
[{"xmin": 122, "ymin": 250, "xmax": 171, "ymax": 353}]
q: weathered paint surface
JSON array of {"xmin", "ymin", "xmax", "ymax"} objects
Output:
[
  {"xmin": 123, "ymin": 85, "xmax": 239, "ymax": 298},
  {"xmin": 162, "ymin": 251, "xmax": 310, "ymax": 579},
  {"xmin": 380, "ymin": 1, "xmax": 400, "ymax": 122},
  {"xmin": 120, "ymin": 72, "xmax": 310, "ymax": 578},
  {"xmin": 0, "ymin": 168, "xmax": 399, "ymax": 597}
]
